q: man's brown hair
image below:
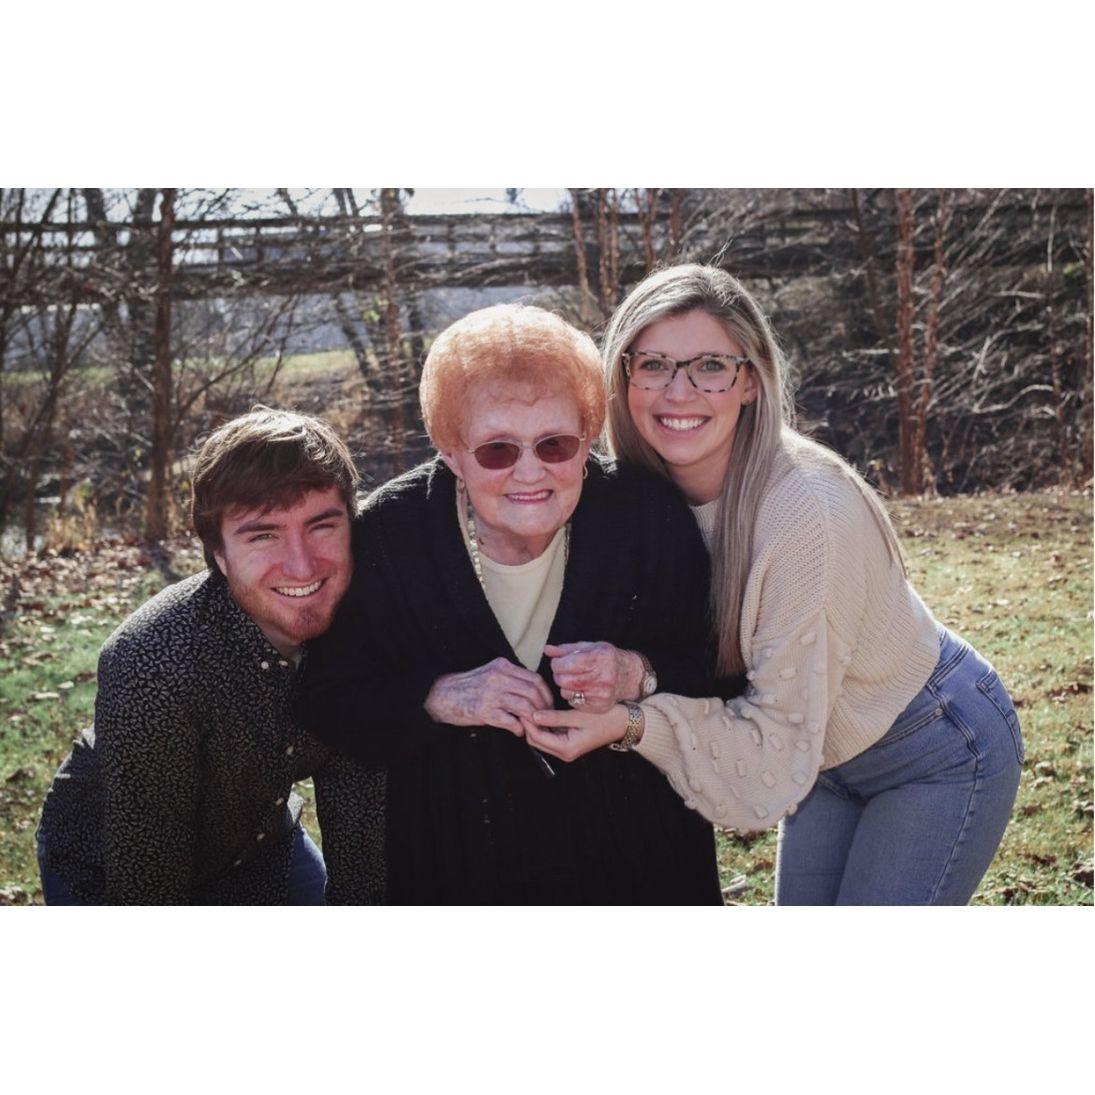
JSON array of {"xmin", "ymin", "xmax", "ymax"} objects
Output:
[{"xmin": 191, "ymin": 407, "xmax": 359, "ymax": 571}]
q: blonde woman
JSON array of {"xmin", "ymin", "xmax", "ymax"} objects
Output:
[{"xmin": 528, "ymin": 264, "xmax": 1023, "ymax": 905}]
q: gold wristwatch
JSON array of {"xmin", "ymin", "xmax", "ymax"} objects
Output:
[{"xmin": 609, "ymin": 702, "xmax": 645, "ymax": 752}]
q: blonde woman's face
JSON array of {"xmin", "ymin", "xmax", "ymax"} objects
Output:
[{"xmin": 625, "ymin": 309, "xmax": 758, "ymax": 504}]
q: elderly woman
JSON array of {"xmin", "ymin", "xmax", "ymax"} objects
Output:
[{"xmin": 297, "ymin": 303, "xmax": 733, "ymax": 904}]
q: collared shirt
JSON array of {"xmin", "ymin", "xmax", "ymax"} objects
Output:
[{"xmin": 37, "ymin": 571, "xmax": 342, "ymax": 904}]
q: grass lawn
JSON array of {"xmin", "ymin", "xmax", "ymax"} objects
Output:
[{"xmin": 1, "ymin": 489, "xmax": 1091, "ymax": 905}]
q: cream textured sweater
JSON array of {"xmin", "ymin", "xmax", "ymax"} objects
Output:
[{"xmin": 635, "ymin": 444, "xmax": 940, "ymax": 832}]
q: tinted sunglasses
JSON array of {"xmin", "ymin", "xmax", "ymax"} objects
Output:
[{"xmin": 469, "ymin": 434, "xmax": 584, "ymax": 470}]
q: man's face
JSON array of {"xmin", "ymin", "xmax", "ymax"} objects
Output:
[{"xmin": 213, "ymin": 486, "xmax": 352, "ymax": 659}]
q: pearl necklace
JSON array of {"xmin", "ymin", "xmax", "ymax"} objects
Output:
[
  {"xmin": 464, "ymin": 498, "xmax": 569, "ymax": 590},
  {"xmin": 465, "ymin": 504, "xmax": 486, "ymax": 589}
]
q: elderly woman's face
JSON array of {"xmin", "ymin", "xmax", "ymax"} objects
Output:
[{"xmin": 442, "ymin": 380, "xmax": 590, "ymax": 562}]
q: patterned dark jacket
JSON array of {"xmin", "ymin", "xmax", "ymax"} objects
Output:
[
  {"xmin": 36, "ymin": 571, "xmax": 345, "ymax": 904},
  {"xmin": 299, "ymin": 456, "xmax": 742, "ymax": 905}
]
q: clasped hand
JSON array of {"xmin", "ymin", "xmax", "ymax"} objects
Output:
[
  {"xmin": 423, "ymin": 642, "xmax": 641, "ymax": 758},
  {"xmin": 543, "ymin": 641, "xmax": 640, "ymax": 714}
]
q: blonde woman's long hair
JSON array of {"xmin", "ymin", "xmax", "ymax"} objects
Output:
[{"xmin": 602, "ymin": 264, "xmax": 906, "ymax": 677}]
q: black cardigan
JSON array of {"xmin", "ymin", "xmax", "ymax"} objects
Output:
[{"xmin": 298, "ymin": 456, "xmax": 737, "ymax": 904}]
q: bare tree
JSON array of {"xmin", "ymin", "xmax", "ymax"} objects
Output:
[
  {"xmin": 144, "ymin": 189, "xmax": 176, "ymax": 542},
  {"xmin": 0, "ymin": 190, "xmax": 101, "ymax": 546},
  {"xmin": 4, "ymin": 186, "xmax": 1087, "ymax": 548},
  {"xmin": 894, "ymin": 189, "xmax": 917, "ymax": 494}
]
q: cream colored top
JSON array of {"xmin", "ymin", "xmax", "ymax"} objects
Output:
[
  {"xmin": 460, "ymin": 516, "xmax": 567, "ymax": 671},
  {"xmin": 634, "ymin": 443, "xmax": 941, "ymax": 832}
]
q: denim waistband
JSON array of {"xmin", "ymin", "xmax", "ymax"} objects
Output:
[{"xmin": 924, "ymin": 624, "xmax": 973, "ymax": 690}]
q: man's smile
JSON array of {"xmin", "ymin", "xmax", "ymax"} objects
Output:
[{"xmin": 273, "ymin": 579, "xmax": 325, "ymax": 598}]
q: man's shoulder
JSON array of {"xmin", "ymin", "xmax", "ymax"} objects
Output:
[{"xmin": 100, "ymin": 570, "xmax": 229, "ymax": 670}]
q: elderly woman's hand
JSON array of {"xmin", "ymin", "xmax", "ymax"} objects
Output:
[
  {"xmin": 424, "ymin": 658, "xmax": 555, "ymax": 736},
  {"xmin": 520, "ymin": 705, "xmax": 631, "ymax": 762},
  {"xmin": 544, "ymin": 642, "xmax": 645, "ymax": 714}
]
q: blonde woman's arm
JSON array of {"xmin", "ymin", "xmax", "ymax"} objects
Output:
[{"xmin": 531, "ymin": 469, "xmax": 869, "ymax": 831}]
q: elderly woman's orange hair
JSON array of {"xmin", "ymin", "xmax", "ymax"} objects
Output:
[{"xmin": 420, "ymin": 303, "xmax": 606, "ymax": 452}]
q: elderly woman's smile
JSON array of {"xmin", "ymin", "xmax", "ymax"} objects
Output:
[{"xmin": 443, "ymin": 381, "xmax": 590, "ymax": 566}]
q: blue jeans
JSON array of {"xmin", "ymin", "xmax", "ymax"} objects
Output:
[
  {"xmin": 287, "ymin": 825, "xmax": 327, "ymax": 906},
  {"xmin": 775, "ymin": 627, "xmax": 1023, "ymax": 905},
  {"xmin": 39, "ymin": 822, "xmax": 327, "ymax": 905}
]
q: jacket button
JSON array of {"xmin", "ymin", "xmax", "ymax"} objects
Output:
[
  {"xmin": 256, "ymin": 832, "xmax": 265, "ymax": 842},
  {"xmin": 274, "ymin": 797, "xmax": 285, "ymax": 807}
]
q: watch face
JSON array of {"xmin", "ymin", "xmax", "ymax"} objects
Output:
[{"xmin": 641, "ymin": 673, "xmax": 657, "ymax": 697}]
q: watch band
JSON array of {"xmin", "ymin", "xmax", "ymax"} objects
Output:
[{"xmin": 609, "ymin": 702, "xmax": 645, "ymax": 752}]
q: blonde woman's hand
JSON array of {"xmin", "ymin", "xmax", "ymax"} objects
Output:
[
  {"xmin": 521, "ymin": 704, "xmax": 631, "ymax": 762},
  {"xmin": 545, "ymin": 642, "xmax": 644, "ymax": 714},
  {"xmin": 424, "ymin": 658, "xmax": 554, "ymax": 736}
]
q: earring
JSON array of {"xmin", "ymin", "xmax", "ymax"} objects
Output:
[
  {"xmin": 582, "ymin": 463, "xmax": 589, "ymax": 480},
  {"xmin": 456, "ymin": 477, "xmax": 466, "ymax": 493}
]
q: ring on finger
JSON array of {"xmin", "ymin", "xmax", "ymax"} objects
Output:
[{"xmin": 571, "ymin": 690, "xmax": 586, "ymax": 707}]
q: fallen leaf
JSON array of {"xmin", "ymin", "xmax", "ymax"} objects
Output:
[{"xmin": 1026, "ymin": 852, "xmax": 1057, "ymax": 867}]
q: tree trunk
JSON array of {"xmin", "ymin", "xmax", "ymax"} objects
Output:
[
  {"xmin": 1082, "ymin": 189, "xmax": 1094, "ymax": 481},
  {"xmin": 143, "ymin": 188, "xmax": 176, "ymax": 542},
  {"xmin": 666, "ymin": 190, "xmax": 683, "ymax": 260},
  {"xmin": 597, "ymin": 189, "xmax": 612, "ymax": 314},
  {"xmin": 82, "ymin": 187, "xmax": 160, "ymax": 500},
  {"xmin": 639, "ymin": 188, "xmax": 661, "ymax": 273},
  {"xmin": 568, "ymin": 189, "xmax": 593, "ymax": 326},
  {"xmin": 596, "ymin": 189, "xmax": 621, "ymax": 313},
  {"xmin": 917, "ymin": 190, "xmax": 948, "ymax": 494},
  {"xmin": 379, "ymin": 187, "xmax": 407, "ymax": 472},
  {"xmin": 894, "ymin": 189, "xmax": 917, "ymax": 495}
]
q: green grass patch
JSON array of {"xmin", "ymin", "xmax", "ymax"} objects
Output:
[
  {"xmin": 2, "ymin": 490, "xmax": 1091, "ymax": 905},
  {"xmin": 0, "ymin": 539, "xmax": 204, "ymax": 904},
  {"xmin": 250, "ymin": 348, "xmax": 360, "ymax": 385},
  {"xmin": 1, "ymin": 348, "xmax": 362, "ymax": 402}
]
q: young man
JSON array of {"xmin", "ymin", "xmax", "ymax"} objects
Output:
[{"xmin": 36, "ymin": 409, "xmax": 359, "ymax": 904}]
